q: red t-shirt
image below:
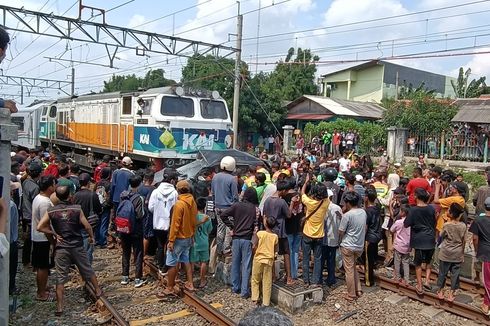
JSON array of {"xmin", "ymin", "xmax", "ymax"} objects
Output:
[
  {"xmin": 407, "ymin": 177, "xmax": 432, "ymax": 205},
  {"xmin": 333, "ymin": 133, "xmax": 341, "ymax": 145}
]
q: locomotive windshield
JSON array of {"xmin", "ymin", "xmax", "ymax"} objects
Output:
[
  {"xmin": 200, "ymin": 100, "xmax": 228, "ymax": 119},
  {"xmin": 160, "ymin": 96, "xmax": 194, "ymax": 117}
]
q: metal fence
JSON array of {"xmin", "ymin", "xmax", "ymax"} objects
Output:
[{"xmin": 405, "ymin": 130, "xmax": 488, "ymax": 162}]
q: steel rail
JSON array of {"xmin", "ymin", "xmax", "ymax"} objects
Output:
[
  {"xmin": 144, "ymin": 260, "xmax": 236, "ymax": 326},
  {"xmin": 375, "ymin": 274, "xmax": 490, "ymax": 325},
  {"xmin": 84, "ymin": 281, "xmax": 130, "ymax": 326}
]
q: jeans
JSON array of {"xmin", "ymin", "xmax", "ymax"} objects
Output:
[
  {"xmin": 437, "ymin": 260, "xmax": 461, "ymax": 290},
  {"xmin": 216, "ymin": 210, "xmax": 232, "ymax": 255},
  {"xmin": 154, "ymin": 229, "xmax": 169, "ymax": 269},
  {"xmin": 9, "ymin": 241, "xmax": 18, "ymax": 294},
  {"xmin": 231, "ymin": 238, "xmax": 252, "ymax": 297},
  {"xmin": 83, "ymin": 236, "xmax": 94, "ymax": 265},
  {"xmin": 394, "ymin": 249, "xmax": 410, "ymax": 282},
  {"xmin": 302, "ymin": 235, "xmax": 323, "ymax": 285},
  {"xmin": 321, "ymin": 245, "xmax": 337, "ymax": 285},
  {"xmin": 96, "ymin": 209, "xmax": 111, "ymax": 246},
  {"xmin": 121, "ymin": 234, "xmax": 144, "ymax": 279},
  {"xmin": 287, "ymin": 233, "xmax": 301, "ymax": 279}
]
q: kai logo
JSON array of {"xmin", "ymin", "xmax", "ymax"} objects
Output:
[{"xmin": 139, "ymin": 134, "xmax": 150, "ymax": 145}]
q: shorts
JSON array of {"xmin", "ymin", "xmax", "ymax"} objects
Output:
[
  {"xmin": 32, "ymin": 241, "xmax": 52, "ymax": 269},
  {"xmin": 143, "ymin": 215, "xmax": 154, "ymax": 239},
  {"xmin": 278, "ymin": 237, "xmax": 290, "ymax": 255},
  {"xmin": 190, "ymin": 248, "xmax": 210, "ymax": 263},
  {"xmin": 55, "ymin": 246, "xmax": 95, "ymax": 285},
  {"xmin": 413, "ymin": 248, "xmax": 434, "ymax": 266},
  {"xmin": 166, "ymin": 237, "xmax": 192, "ymax": 267}
]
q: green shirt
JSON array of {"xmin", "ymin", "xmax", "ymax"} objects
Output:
[{"xmin": 193, "ymin": 213, "xmax": 213, "ymax": 252}]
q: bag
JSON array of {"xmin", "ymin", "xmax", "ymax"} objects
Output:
[
  {"xmin": 115, "ymin": 192, "xmax": 138, "ymax": 234},
  {"xmin": 87, "ymin": 195, "xmax": 99, "ymax": 229},
  {"xmin": 96, "ymin": 185, "xmax": 108, "ymax": 206},
  {"xmin": 301, "ymin": 200, "xmax": 324, "ymax": 230}
]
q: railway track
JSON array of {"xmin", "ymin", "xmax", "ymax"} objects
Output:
[
  {"xmin": 361, "ymin": 269, "xmax": 490, "ymax": 325},
  {"xmin": 144, "ymin": 259, "xmax": 236, "ymax": 326},
  {"xmin": 75, "ymin": 248, "xmax": 237, "ymax": 326}
]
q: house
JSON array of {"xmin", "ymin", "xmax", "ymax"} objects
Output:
[
  {"xmin": 320, "ymin": 60, "xmax": 456, "ymax": 103},
  {"xmin": 285, "ymin": 95, "xmax": 384, "ymax": 129}
]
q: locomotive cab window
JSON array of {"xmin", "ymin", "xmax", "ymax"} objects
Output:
[
  {"xmin": 160, "ymin": 96, "xmax": 194, "ymax": 117},
  {"xmin": 200, "ymin": 100, "xmax": 227, "ymax": 119},
  {"xmin": 122, "ymin": 96, "xmax": 132, "ymax": 115},
  {"xmin": 41, "ymin": 107, "xmax": 48, "ymax": 116},
  {"xmin": 49, "ymin": 106, "xmax": 57, "ymax": 118}
]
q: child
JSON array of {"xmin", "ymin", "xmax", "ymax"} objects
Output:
[
  {"xmin": 190, "ymin": 197, "xmax": 213, "ymax": 289},
  {"xmin": 436, "ymin": 203, "xmax": 466, "ymax": 301},
  {"xmin": 251, "ymin": 216, "xmax": 278, "ymax": 306},
  {"xmin": 390, "ymin": 204, "xmax": 411, "ymax": 286}
]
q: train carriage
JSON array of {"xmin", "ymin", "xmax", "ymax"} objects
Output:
[{"xmin": 11, "ymin": 86, "xmax": 233, "ymax": 169}]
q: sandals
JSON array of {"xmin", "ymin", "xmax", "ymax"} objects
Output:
[
  {"xmin": 156, "ymin": 288, "xmax": 178, "ymax": 299},
  {"xmin": 36, "ymin": 292, "xmax": 56, "ymax": 302},
  {"xmin": 343, "ymin": 294, "xmax": 357, "ymax": 302},
  {"xmin": 481, "ymin": 305, "xmax": 490, "ymax": 316}
]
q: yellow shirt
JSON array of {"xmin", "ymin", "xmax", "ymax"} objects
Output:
[
  {"xmin": 436, "ymin": 195, "xmax": 466, "ymax": 232},
  {"xmin": 302, "ymin": 194, "xmax": 330, "ymax": 238},
  {"xmin": 254, "ymin": 230, "xmax": 278, "ymax": 266}
]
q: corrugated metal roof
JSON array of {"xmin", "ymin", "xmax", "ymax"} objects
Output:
[
  {"xmin": 286, "ymin": 113, "xmax": 332, "ymax": 120},
  {"xmin": 298, "ymin": 95, "xmax": 384, "ymax": 119},
  {"xmin": 452, "ymin": 98, "xmax": 490, "ymax": 124}
]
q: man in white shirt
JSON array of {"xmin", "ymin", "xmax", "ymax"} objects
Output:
[
  {"xmin": 31, "ymin": 175, "xmax": 56, "ymax": 301},
  {"xmin": 338, "ymin": 153, "xmax": 351, "ymax": 173}
]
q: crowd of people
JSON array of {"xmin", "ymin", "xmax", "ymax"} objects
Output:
[{"xmin": 3, "ymin": 142, "xmax": 490, "ymax": 317}]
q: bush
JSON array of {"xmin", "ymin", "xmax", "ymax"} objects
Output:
[{"xmin": 303, "ymin": 118, "xmax": 386, "ymax": 154}]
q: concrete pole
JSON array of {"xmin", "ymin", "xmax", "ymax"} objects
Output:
[
  {"xmin": 232, "ymin": 14, "xmax": 243, "ymax": 149},
  {"xmin": 71, "ymin": 67, "xmax": 75, "ymax": 97},
  {"xmin": 0, "ymin": 108, "xmax": 17, "ymax": 325}
]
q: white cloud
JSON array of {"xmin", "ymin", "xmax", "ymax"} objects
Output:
[
  {"xmin": 128, "ymin": 14, "xmax": 146, "ymax": 29},
  {"xmin": 450, "ymin": 47, "xmax": 490, "ymax": 79},
  {"xmin": 323, "ymin": 0, "xmax": 408, "ymax": 26}
]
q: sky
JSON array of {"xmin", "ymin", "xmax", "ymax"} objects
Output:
[{"xmin": 2, "ymin": 0, "xmax": 490, "ymax": 104}]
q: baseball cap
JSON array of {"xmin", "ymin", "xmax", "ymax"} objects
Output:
[
  {"xmin": 176, "ymin": 180, "xmax": 191, "ymax": 191},
  {"xmin": 355, "ymin": 175, "xmax": 364, "ymax": 182},
  {"xmin": 485, "ymin": 197, "xmax": 490, "ymax": 210},
  {"xmin": 10, "ymin": 151, "xmax": 16, "ymax": 157},
  {"xmin": 451, "ymin": 181, "xmax": 466, "ymax": 195},
  {"xmin": 394, "ymin": 163, "xmax": 401, "ymax": 169},
  {"xmin": 121, "ymin": 156, "xmax": 133, "ymax": 166},
  {"xmin": 79, "ymin": 173, "xmax": 92, "ymax": 184},
  {"xmin": 28, "ymin": 162, "xmax": 43, "ymax": 173}
]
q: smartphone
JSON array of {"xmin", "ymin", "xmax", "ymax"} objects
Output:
[{"xmin": 0, "ymin": 176, "xmax": 3, "ymax": 198}]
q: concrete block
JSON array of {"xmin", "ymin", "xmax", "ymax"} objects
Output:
[
  {"xmin": 419, "ymin": 306, "xmax": 443, "ymax": 320},
  {"xmin": 384, "ymin": 293, "xmax": 409, "ymax": 305},
  {"xmin": 214, "ymin": 261, "xmax": 232, "ymax": 286},
  {"xmin": 271, "ymin": 283, "xmax": 323, "ymax": 314}
]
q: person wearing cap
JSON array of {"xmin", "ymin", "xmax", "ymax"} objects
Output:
[
  {"xmin": 470, "ymin": 197, "xmax": 490, "ymax": 315},
  {"xmin": 21, "ymin": 161, "xmax": 43, "ymax": 266},
  {"xmin": 157, "ymin": 180, "xmax": 197, "ymax": 297},
  {"xmin": 433, "ymin": 179, "xmax": 466, "ymax": 234},
  {"xmin": 74, "ymin": 173, "xmax": 103, "ymax": 264},
  {"xmin": 110, "ymin": 156, "xmax": 135, "ymax": 214}
]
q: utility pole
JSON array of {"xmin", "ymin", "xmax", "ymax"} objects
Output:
[
  {"xmin": 0, "ymin": 108, "xmax": 17, "ymax": 325},
  {"xmin": 20, "ymin": 79, "xmax": 23, "ymax": 105},
  {"xmin": 71, "ymin": 67, "xmax": 75, "ymax": 97},
  {"xmin": 232, "ymin": 13, "xmax": 243, "ymax": 149},
  {"xmin": 395, "ymin": 71, "xmax": 399, "ymax": 100}
]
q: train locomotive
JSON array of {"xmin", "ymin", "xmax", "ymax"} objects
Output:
[{"xmin": 11, "ymin": 86, "xmax": 233, "ymax": 169}]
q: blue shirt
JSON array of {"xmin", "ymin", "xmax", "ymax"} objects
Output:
[
  {"xmin": 10, "ymin": 200, "xmax": 19, "ymax": 243},
  {"xmin": 211, "ymin": 172, "xmax": 238, "ymax": 209}
]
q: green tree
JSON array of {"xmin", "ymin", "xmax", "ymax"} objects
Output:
[
  {"xmin": 451, "ymin": 67, "xmax": 487, "ymax": 98},
  {"xmin": 102, "ymin": 69, "xmax": 175, "ymax": 92},
  {"xmin": 398, "ymin": 82, "xmax": 436, "ymax": 100}
]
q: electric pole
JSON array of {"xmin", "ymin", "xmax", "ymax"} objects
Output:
[
  {"xmin": 232, "ymin": 14, "xmax": 243, "ymax": 149},
  {"xmin": 71, "ymin": 67, "xmax": 75, "ymax": 97},
  {"xmin": 0, "ymin": 108, "xmax": 17, "ymax": 325}
]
